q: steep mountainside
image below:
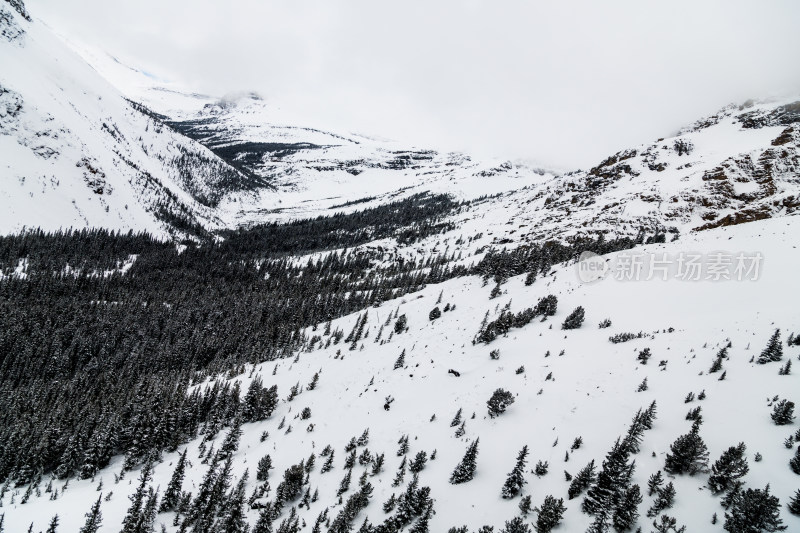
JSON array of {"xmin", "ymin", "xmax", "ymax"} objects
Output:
[{"xmin": 0, "ymin": 2, "xmax": 257, "ymax": 236}]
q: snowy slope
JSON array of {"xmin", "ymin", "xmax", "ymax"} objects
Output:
[
  {"xmin": 0, "ymin": 3, "xmax": 257, "ymax": 236},
  {"xmin": 3, "ymin": 214, "xmax": 798, "ymax": 532}
]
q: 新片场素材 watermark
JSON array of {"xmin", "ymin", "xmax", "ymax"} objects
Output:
[{"xmin": 576, "ymin": 251, "xmax": 762, "ymax": 283}]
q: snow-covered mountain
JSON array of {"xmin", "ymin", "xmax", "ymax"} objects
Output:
[{"xmin": 0, "ymin": 1, "xmax": 256, "ymax": 236}]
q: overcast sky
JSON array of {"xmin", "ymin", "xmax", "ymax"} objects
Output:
[{"xmin": 28, "ymin": 0, "xmax": 800, "ymax": 170}]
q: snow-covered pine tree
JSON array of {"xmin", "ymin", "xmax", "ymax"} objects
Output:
[
  {"xmin": 393, "ymin": 350, "xmax": 406, "ymax": 370},
  {"xmin": 663, "ymin": 421, "xmax": 709, "ymax": 475},
  {"xmin": 78, "ymin": 495, "xmax": 103, "ymax": 533},
  {"xmin": 771, "ymin": 399, "xmax": 795, "ymax": 425},
  {"xmin": 409, "ymin": 451, "xmax": 428, "ymax": 473},
  {"xmin": 450, "ymin": 439, "xmax": 479, "ymax": 484},
  {"xmin": 612, "ymin": 484, "xmax": 642, "ymax": 531},
  {"xmin": 788, "ymin": 489, "xmax": 800, "ymax": 515},
  {"xmin": 647, "ymin": 470, "xmax": 664, "ymax": 496},
  {"xmin": 487, "ymin": 389, "xmax": 515, "ymax": 418},
  {"xmin": 757, "ymin": 329, "xmax": 783, "ymax": 364},
  {"xmin": 790, "ymin": 446, "xmax": 800, "ymax": 475},
  {"xmin": 723, "ymin": 485, "xmax": 785, "ymax": 533},
  {"xmin": 159, "ymin": 449, "xmax": 188, "ymax": 512},
  {"xmin": 707, "ymin": 443, "xmax": 748, "ymax": 494},
  {"xmin": 647, "ymin": 482, "xmax": 676, "ymax": 517},
  {"xmin": 499, "ymin": 516, "xmax": 530, "ymax": 533},
  {"xmin": 568, "ymin": 459, "xmax": 596, "ymax": 500},
  {"xmin": 535, "ymin": 495, "xmax": 567, "ymax": 533},
  {"xmin": 500, "ymin": 445, "xmax": 528, "ymax": 499},
  {"xmin": 562, "ymin": 306, "xmax": 585, "ymax": 330}
]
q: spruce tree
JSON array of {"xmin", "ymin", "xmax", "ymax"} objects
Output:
[
  {"xmin": 647, "ymin": 471, "xmax": 664, "ymax": 496},
  {"xmin": 724, "ymin": 485, "xmax": 785, "ymax": 533},
  {"xmin": 501, "ymin": 445, "xmax": 528, "ymax": 499},
  {"xmin": 788, "ymin": 489, "xmax": 800, "ymax": 516},
  {"xmin": 160, "ymin": 449, "xmax": 188, "ymax": 512},
  {"xmin": 257, "ymin": 454, "xmax": 273, "ymax": 481},
  {"xmin": 487, "ymin": 389, "xmax": 515, "ymax": 418},
  {"xmin": 708, "ymin": 443, "xmax": 749, "ymax": 494},
  {"xmin": 450, "ymin": 439, "xmax": 479, "ymax": 484},
  {"xmin": 771, "ymin": 400, "xmax": 795, "ymax": 425},
  {"xmin": 79, "ymin": 495, "xmax": 103, "ymax": 533},
  {"xmin": 568, "ymin": 459, "xmax": 596, "ymax": 500},
  {"xmin": 562, "ymin": 306, "xmax": 585, "ymax": 330},
  {"xmin": 394, "ymin": 350, "xmax": 406, "ymax": 370},
  {"xmin": 499, "ymin": 516, "xmax": 530, "ymax": 533},
  {"xmin": 321, "ymin": 451, "xmax": 335, "ymax": 473},
  {"xmin": 535, "ymin": 495, "xmax": 567, "ymax": 533},
  {"xmin": 612, "ymin": 484, "xmax": 642, "ymax": 531},
  {"xmin": 120, "ymin": 462, "xmax": 154, "ymax": 533},
  {"xmin": 664, "ymin": 421, "xmax": 709, "ymax": 475},
  {"xmin": 409, "ymin": 451, "xmax": 428, "ymax": 474},
  {"xmin": 647, "ymin": 482, "xmax": 675, "ymax": 518},
  {"xmin": 790, "ymin": 446, "xmax": 800, "ymax": 475},
  {"xmin": 519, "ymin": 495, "xmax": 532, "ymax": 515},
  {"xmin": 45, "ymin": 515, "xmax": 59, "ymax": 533},
  {"xmin": 757, "ymin": 329, "xmax": 783, "ymax": 364}
]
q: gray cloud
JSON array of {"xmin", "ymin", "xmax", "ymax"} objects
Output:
[{"xmin": 28, "ymin": 0, "xmax": 800, "ymax": 169}]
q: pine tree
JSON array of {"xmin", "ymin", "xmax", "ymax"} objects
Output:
[
  {"xmin": 159, "ymin": 449, "xmax": 188, "ymax": 512},
  {"xmin": 562, "ymin": 306, "xmax": 585, "ymax": 330},
  {"xmin": 450, "ymin": 439, "xmax": 479, "ymax": 484},
  {"xmin": 582, "ymin": 439, "xmax": 633, "ymax": 516},
  {"xmin": 218, "ymin": 416, "xmax": 243, "ymax": 459},
  {"xmin": 257, "ymin": 454, "xmax": 274, "ymax": 481},
  {"xmin": 790, "ymin": 446, "xmax": 800, "ymax": 475},
  {"xmin": 519, "ymin": 495, "xmax": 532, "ymax": 515},
  {"xmin": 771, "ymin": 400, "xmax": 795, "ymax": 425},
  {"xmin": 336, "ymin": 470, "xmax": 352, "ymax": 497},
  {"xmin": 612, "ymin": 484, "xmax": 642, "ymax": 531},
  {"xmin": 394, "ymin": 350, "xmax": 406, "ymax": 370},
  {"xmin": 788, "ymin": 489, "xmax": 800, "ymax": 515},
  {"xmin": 45, "ymin": 515, "xmax": 59, "ymax": 533},
  {"xmin": 397, "ymin": 434, "xmax": 410, "ymax": 456},
  {"xmin": 487, "ymin": 389, "xmax": 515, "ymax": 418},
  {"xmin": 383, "ymin": 493, "xmax": 397, "ymax": 513},
  {"xmin": 757, "ymin": 329, "xmax": 783, "ymax": 364},
  {"xmin": 647, "ymin": 471, "xmax": 664, "ymax": 496},
  {"xmin": 253, "ymin": 506, "xmax": 275, "ymax": 533},
  {"xmin": 450, "ymin": 408, "xmax": 463, "ymax": 427},
  {"xmin": 708, "ymin": 443, "xmax": 748, "ymax": 494},
  {"xmin": 321, "ymin": 450, "xmax": 335, "ymax": 473},
  {"xmin": 392, "ymin": 456, "xmax": 407, "ymax": 487},
  {"xmin": 535, "ymin": 495, "xmax": 567, "ymax": 533},
  {"xmin": 501, "ymin": 445, "xmax": 528, "ymax": 499},
  {"xmin": 499, "ymin": 516, "xmax": 530, "ymax": 533},
  {"xmin": 357, "ymin": 428, "xmax": 370, "ymax": 446},
  {"xmin": 647, "ymin": 482, "xmax": 675, "ymax": 518},
  {"xmin": 79, "ymin": 495, "xmax": 103, "ymax": 533},
  {"xmin": 409, "ymin": 451, "xmax": 428, "ymax": 473},
  {"xmin": 120, "ymin": 462, "xmax": 154, "ymax": 533},
  {"xmin": 664, "ymin": 421, "xmax": 709, "ymax": 475},
  {"xmin": 214, "ymin": 473, "xmax": 249, "ymax": 533},
  {"xmin": 568, "ymin": 459, "xmax": 596, "ymax": 499},
  {"xmin": 724, "ymin": 485, "xmax": 785, "ymax": 533}
]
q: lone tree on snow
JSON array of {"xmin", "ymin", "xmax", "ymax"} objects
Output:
[{"xmin": 488, "ymin": 389, "xmax": 515, "ymax": 418}]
